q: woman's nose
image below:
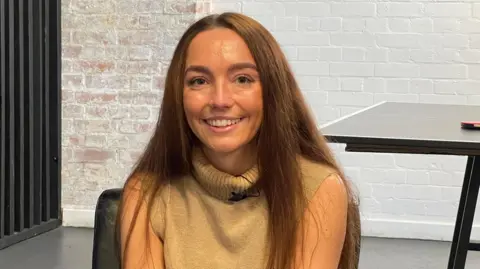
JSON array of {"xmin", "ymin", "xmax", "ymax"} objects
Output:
[{"xmin": 209, "ymin": 80, "xmax": 234, "ymax": 108}]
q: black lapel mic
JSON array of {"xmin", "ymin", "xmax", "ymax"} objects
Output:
[
  {"xmin": 228, "ymin": 175, "xmax": 260, "ymax": 202},
  {"xmin": 228, "ymin": 190, "xmax": 250, "ymax": 202}
]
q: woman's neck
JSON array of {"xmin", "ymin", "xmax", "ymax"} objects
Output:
[{"xmin": 202, "ymin": 145, "xmax": 257, "ymax": 176}]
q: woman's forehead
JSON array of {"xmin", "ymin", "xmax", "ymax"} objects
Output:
[{"xmin": 186, "ymin": 28, "xmax": 255, "ymax": 66}]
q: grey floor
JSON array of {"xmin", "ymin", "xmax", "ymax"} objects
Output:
[{"xmin": 0, "ymin": 227, "xmax": 479, "ymax": 269}]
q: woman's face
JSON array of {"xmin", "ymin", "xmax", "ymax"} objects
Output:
[{"xmin": 183, "ymin": 28, "xmax": 263, "ymax": 155}]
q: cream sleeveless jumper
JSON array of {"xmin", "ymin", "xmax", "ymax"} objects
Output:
[{"xmin": 149, "ymin": 149, "xmax": 337, "ymax": 269}]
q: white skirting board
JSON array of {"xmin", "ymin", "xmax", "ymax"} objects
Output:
[
  {"xmin": 62, "ymin": 208, "xmax": 96, "ymax": 228},
  {"xmin": 61, "ymin": 208, "xmax": 480, "ymax": 242}
]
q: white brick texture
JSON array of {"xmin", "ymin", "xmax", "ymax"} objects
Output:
[
  {"xmin": 210, "ymin": 0, "xmax": 480, "ymax": 241},
  {"xmin": 61, "ymin": 0, "xmax": 212, "ymax": 216}
]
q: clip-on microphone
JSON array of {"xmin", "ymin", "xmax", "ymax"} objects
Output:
[
  {"xmin": 228, "ymin": 191, "xmax": 249, "ymax": 202},
  {"xmin": 227, "ymin": 175, "xmax": 260, "ymax": 202}
]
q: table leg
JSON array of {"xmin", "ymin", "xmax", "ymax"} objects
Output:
[{"xmin": 447, "ymin": 156, "xmax": 480, "ymax": 269}]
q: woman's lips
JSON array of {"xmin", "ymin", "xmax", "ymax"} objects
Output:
[{"xmin": 203, "ymin": 117, "xmax": 244, "ymax": 133}]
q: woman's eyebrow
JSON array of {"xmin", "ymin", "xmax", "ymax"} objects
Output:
[
  {"xmin": 184, "ymin": 62, "xmax": 257, "ymax": 75},
  {"xmin": 227, "ymin": 62, "xmax": 257, "ymax": 72},
  {"xmin": 185, "ymin": 65, "xmax": 212, "ymax": 76}
]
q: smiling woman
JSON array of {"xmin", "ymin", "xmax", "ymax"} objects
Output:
[
  {"xmin": 116, "ymin": 12, "xmax": 360, "ymax": 269},
  {"xmin": 183, "ymin": 28, "xmax": 263, "ymax": 174}
]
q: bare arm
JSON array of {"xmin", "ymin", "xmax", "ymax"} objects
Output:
[
  {"xmin": 297, "ymin": 174, "xmax": 348, "ymax": 269},
  {"xmin": 120, "ymin": 178, "xmax": 165, "ymax": 269}
]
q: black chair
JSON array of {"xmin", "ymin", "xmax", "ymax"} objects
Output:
[{"xmin": 91, "ymin": 188, "xmax": 122, "ymax": 269}]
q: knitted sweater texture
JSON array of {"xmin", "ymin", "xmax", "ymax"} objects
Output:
[{"xmin": 149, "ymin": 149, "xmax": 336, "ymax": 269}]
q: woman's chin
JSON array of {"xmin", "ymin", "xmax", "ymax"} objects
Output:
[
  {"xmin": 205, "ymin": 144, "xmax": 241, "ymax": 154},
  {"xmin": 202, "ymin": 140, "xmax": 246, "ymax": 155}
]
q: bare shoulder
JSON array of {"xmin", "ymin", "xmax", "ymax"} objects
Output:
[
  {"xmin": 298, "ymin": 156, "xmax": 348, "ymax": 226},
  {"xmin": 296, "ymin": 169, "xmax": 348, "ymax": 269},
  {"xmin": 306, "ymin": 168, "xmax": 348, "ymax": 232},
  {"xmin": 120, "ymin": 172, "xmax": 166, "ymax": 269},
  {"xmin": 120, "ymin": 173, "xmax": 158, "ymax": 225},
  {"xmin": 310, "ymin": 173, "xmax": 348, "ymax": 218},
  {"xmin": 124, "ymin": 172, "xmax": 170, "ymax": 232},
  {"xmin": 297, "ymin": 156, "xmax": 341, "ymax": 201},
  {"xmin": 123, "ymin": 173, "xmax": 157, "ymax": 194},
  {"xmin": 122, "ymin": 173, "xmax": 168, "ymax": 206}
]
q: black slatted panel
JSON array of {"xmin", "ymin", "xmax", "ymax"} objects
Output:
[
  {"xmin": 0, "ymin": 0, "xmax": 61, "ymax": 250},
  {"xmin": 0, "ymin": 0, "xmax": 6, "ymax": 243}
]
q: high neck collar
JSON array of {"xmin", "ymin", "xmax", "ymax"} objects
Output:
[{"xmin": 191, "ymin": 147, "xmax": 260, "ymax": 201}]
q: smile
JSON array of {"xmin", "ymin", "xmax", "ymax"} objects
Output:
[{"xmin": 205, "ymin": 118, "xmax": 243, "ymax": 127}]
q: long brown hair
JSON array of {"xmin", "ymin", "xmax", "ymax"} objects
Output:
[{"xmin": 116, "ymin": 12, "xmax": 360, "ymax": 269}]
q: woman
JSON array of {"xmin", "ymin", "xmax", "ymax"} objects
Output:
[{"xmin": 116, "ymin": 12, "xmax": 360, "ymax": 269}]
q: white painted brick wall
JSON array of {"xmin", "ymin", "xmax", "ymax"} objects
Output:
[{"xmin": 212, "ymin": 0, "xmax": 480, "ymax": 241}]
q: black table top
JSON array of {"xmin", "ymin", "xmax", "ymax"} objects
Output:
[{"xmin": 321, "ymin": 102, "xmax": 480, "ymax": 156}]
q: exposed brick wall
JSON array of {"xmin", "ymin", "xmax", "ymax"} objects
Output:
[
  {"xmin": 210, "ymin": 1, "xmax": 480, "ymax": 240},
  {"xmin": 61, "ymin": 0, "xmax": 211, "ymax": 210}
]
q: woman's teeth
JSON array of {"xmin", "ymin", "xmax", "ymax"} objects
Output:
[{"xmin": 206, "ymin": 118, "xmax": 241, "ymax": 127}]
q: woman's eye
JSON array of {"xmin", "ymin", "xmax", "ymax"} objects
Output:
[
  {"xmin": 188, "ymin": 78, "xmax": 207, "ymax": 86},
  {"xmin": 235, "ymin": 76, "xmax": 252, "ymax": 84}
]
